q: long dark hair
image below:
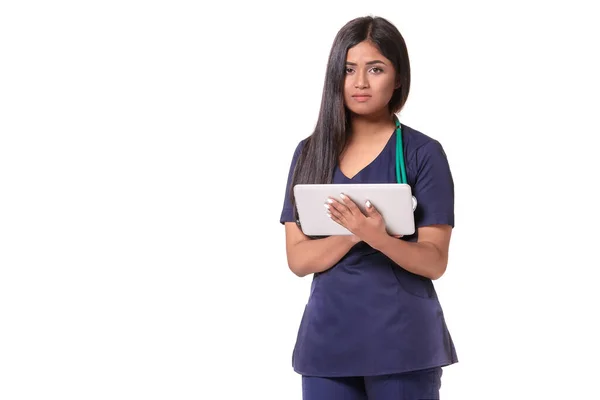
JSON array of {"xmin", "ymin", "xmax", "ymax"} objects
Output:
[{"xmin": 290, "ymin": 16, "xmax": 411, "ymax": 220}]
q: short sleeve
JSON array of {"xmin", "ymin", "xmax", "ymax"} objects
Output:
[
  {"xmin": 279, "ymin": 141, "xmax": 304, "ymax": 224},
  {"xmin": 412, "ymin": 140, "xmax": 455, "ymax": 228}
]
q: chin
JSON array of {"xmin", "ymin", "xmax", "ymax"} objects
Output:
[{"xmin": 346, "ymin": 105, "xmax": 389, "ymax": 118}]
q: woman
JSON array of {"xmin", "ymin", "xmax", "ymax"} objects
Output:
[{"xmin": 280, "ymin": 15, "xmax": 457, "ymax": 399}]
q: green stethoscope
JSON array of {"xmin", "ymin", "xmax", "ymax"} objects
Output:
[
  {"xmin": 394, "ymin": 116, "xmax": 418, "ymax": 211},
  {"xmin": 394, "ymin": 116, "xmax": 407, "ymax": 185}
]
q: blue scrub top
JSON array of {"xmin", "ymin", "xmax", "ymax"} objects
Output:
[{"xmin": 280, "ymin": 123, "xmax": 458, "ymax": 377}]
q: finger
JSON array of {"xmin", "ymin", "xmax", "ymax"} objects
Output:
[
  {"xmin": 364, "ymin": 200, "xmax": 382, "ymax": 219},
  {"xmin": 327, "ymin": 208, "xmax": 345, "ymax": 227},
  {"xmin": 339, "ymin": 193, "xmax": 361, "ymax": 215},
  {"xmin": 325, "ymin": 202, "xmax": 345, "ymax": 223},
  {"xmin": 326, "ymin": 197, "xmax": 350, "ymax": 216}
]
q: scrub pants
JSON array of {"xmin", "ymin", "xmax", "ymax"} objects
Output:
[{"xmin": 302, "ymin": 367, "xmax": 443, "ymax": 400}]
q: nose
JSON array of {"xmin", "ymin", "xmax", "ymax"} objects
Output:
[{"xmin": 353, "ymin": 69, "xmax": 369, "ymax": 89}]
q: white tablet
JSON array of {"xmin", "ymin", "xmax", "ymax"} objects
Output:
[{"xmin": 293, "ymin": 183, "xmax": 415, "ymax": 236}]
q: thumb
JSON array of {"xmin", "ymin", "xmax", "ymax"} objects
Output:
[{"xmin": 365, "ymin": 200, "xmax": 381, "ymax": 218}]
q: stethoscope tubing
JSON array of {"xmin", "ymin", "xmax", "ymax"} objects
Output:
[{"xmin": 394, "ymin": 117, "xmax": 417, "ymax": 211}]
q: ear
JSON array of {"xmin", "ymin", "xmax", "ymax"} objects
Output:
[{"xmin": 394, "ymin": 78, "xmax": 402, "ymax": 90}]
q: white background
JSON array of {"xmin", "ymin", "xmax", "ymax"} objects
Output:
[{"xmin": 1, "ymin": 1, "xmax": 599, "ymax": 399}]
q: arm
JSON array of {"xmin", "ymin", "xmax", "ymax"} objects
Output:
[
  {"xmin": 284, "ymin": 222, "xmax": 357, "ymax": 277},
  {"xmin": 371, "ymin": 225, "xmax": 452, "ymax": 280},
  {"xmin": 326, "ymin": 196, "xmax": 452, "ymax": 280},
  {"xmin": 372, "ymin": 140, "xmax": 455, "ymax": 280}
]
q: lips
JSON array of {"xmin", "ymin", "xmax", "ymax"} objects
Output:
[{"xmin": 352, "ymin": 94, "xmax": 371, "ymax": 102}]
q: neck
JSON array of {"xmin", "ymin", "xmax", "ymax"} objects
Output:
[{"xmin": 349, "ymin": 111, "xmax": 396, "ymax": 140}]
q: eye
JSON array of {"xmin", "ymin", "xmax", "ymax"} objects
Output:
[
  {"xmin": 370, "ymin": 67, "xmax": 383, "ymax": 74},
  {"xmin": 345, "ymin": 67, "xmax": 354, "ymax": 74}
]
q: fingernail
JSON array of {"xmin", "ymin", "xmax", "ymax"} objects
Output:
[
  {"xmin": 326, "ymin": 198, "xmax": 333, "ymax": 204},
  {"xmin": 340, "ymin": 193, "xmax": 346, "ymax": 199},
  {"xmin": 324, "ymin": 204, "xmax": 330, "ymax": 209},
  {"xmin": 366, "ymin": 200, "xmax": 372, "ymax": 208}
]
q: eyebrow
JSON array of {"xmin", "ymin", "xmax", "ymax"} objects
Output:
[{"xmin": 345, "ymin": 60, "xmax": 387, "ymax": 66}]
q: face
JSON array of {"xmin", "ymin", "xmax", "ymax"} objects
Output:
[{"xmin": 343, "ymin": 40, "xmax": 399, "ymax": 117}]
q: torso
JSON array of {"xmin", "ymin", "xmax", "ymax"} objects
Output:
[
  {"xmin": 290, "ymin": 123, "xmax": 459, "ymax": 377},
  {"xmin": 338, "ymin": 125, "xmax": 396, "ymax": 180}
]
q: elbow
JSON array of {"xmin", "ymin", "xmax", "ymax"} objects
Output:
[
  {"xmin": 289, "ymin": 264, "xmax": 308, "ymax": 277},
  {"xmin": 287, "ymin": 258, "xmax": 309, "ymax": 278},
  {"xmin": 430, "ymin": 262, "xmax": 447, "ymax": 280}
]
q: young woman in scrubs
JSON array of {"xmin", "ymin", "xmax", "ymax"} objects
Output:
[{"xmin": 280, "ymin": 15, "xmax": 458, "ymax": 400}]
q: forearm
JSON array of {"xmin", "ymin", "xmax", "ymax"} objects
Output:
[
  {"xmin": 372, "ymin": 236, "xmax": 447, "ymax": 280},
  {"xmin": 287, "ymin": 236, "xmax": 355, "ymax": 277}
]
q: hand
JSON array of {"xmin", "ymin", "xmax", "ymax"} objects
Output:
[
  {"xmin": 325, "ymin": 193, "xmax": 393, "ymax": 247},
  {"xmin": 349, "ymin": 234, "xmax": 363, "ymax": 244}
]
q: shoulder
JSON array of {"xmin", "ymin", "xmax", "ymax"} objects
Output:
[
  {"xmin": 401, "ymin": 123, "xmax": 448, "ymax": 160},
  {"xmin": 402, "ymin": 123, "xmax": 442, "ymax": 151},
  {"xmin": 295, "ymin": 137, "xmax": 309, "ymax": 153},
  {"xmin": 288, "ymin": 137, "xmax": 310, "ymax": 161}
]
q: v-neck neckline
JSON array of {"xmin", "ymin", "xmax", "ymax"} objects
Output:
[{"xmin": 338, "ymin": 129, "xmax": 396, "ymax": 181}]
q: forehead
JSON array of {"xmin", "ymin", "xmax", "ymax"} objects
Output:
[{"xmin": 345, "ymin": 41, "xmax": 388, "ymax": 63}]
